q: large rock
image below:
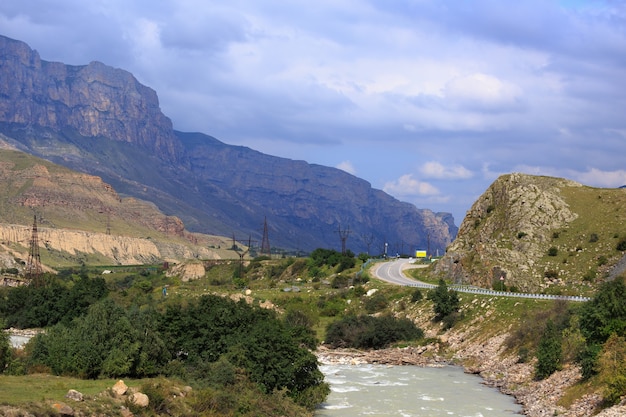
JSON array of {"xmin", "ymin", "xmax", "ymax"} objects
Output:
[
  {"xmin": 435, "ymin": 173, "xmax": 580, "ymax": 291},
  {"xmin": 65, "ymin": 389, "xmax": 83, "ymax": 402},
  {"xmin": 111, "ymin": 380, "xmax": 128, "ymax": 397},
  {"xmin": 129, "ymin": 392, "xmax": 149, "ymax": 408}
]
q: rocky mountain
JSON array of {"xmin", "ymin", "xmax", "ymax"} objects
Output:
[
  {"xmin": 434, "ymin": 173, "xmax": 626, "ymax": 293},
  {"xmin": 0, "ymin": 34, "xmax": 456, "ymax": 254}
]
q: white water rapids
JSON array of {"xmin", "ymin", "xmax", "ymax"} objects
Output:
[{"xmin": 316, "ymin": 363, "xmax": 522, "ymax": 416}]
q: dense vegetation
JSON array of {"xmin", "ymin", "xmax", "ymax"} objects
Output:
[
  {"xmin": 0, "ymin": 274, "xmax": 108, "ymax": 328},
  {"xmin": 509, "ymin": 277, "xmax": 626, "ymax": 405},
  {"xmin": 325, "ymin": 314, "xmax": 423, "ymax": 349},
  {"xmin": 0, "ymin": 263, "xmax": 334, "ymax": 415}
]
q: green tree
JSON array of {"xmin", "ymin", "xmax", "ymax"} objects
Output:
[
  {"xmin": 0, "ymin": 322, "xmax": 11, "ymax": 373},
  {"xmin": 427, "ymin": 279, "xmax": 460, "ymax": 323},
  {"xmin": 535, "ymin": 320, "xmax": 562, "ymax": 380},
  {"xmin": 579, "ymin": 278, "xmax": 626, "ymax": 346},
  {"xmin": 597, "ymin": 334, "xmax": 626, "ymax": 405}
]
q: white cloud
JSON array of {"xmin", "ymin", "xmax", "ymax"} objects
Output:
[
  {"xmin": 383, "ymin": 174, "xmax": 440, "ymax": 197},
  {"xmin": 420, "ymin": 161, "xmax": 473, "ymax": 180},
  {"xmin": 443, "ymin": 73, "xmax": 525, "ymax": 112},
  {"xmin": 571, "ymin": 168, "xmax": 626, "ymax": 188},
  {"xmin": 336, "ymin": 160, "xmax": 356, "ymax": 175}
]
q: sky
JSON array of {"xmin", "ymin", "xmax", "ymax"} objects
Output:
[{"xmin": 2, "ymin": 0, "xmax": 626, "ymax": 225}]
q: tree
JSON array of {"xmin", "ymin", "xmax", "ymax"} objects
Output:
[
  {"xmin": 596, "ymin": 334, "xmax": 626, "ymax": 405},
  {"xmin": 0, "ymin": 322, "xmax": 11, "ymax": 373},
  {"xmin": 535, "ymin": 320, "xmax": 562, "ymax": 380},
  {"xmin": 427, "ymin": 279, "xmax": 460, "ymax": 323},
  {"xmin": 579, "ymin": 278, "xmax": 626, "ymax": 346}
]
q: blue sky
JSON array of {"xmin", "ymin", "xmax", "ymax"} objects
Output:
[{"xmin": 2, "ymin": 0, "xmax": 625, "ymax": 225}]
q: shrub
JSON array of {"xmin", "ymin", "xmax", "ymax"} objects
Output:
[
  {"xmin": 411, "ymin": 288, "xmax": 423, "ymax": 302},
  {"xmin": 364, "ymin": 292, "xmax": 388, "ymax": 314},
  {"xmin": 617, "ymin": 238, "xmax": 626, "ymax": 251},
  {"xmin": 544, "ymin": 269, "xmax": 558, "ymax": 279},
  {"xmin": 0, "ymin": 322, "xmax": 10, "ymax": 373},
  {"xmin": 583, "ymin": 269, "xmax": 596, "ymax": 282},
  {"xmin": 427, "ymin": 279, "xmax": 460, "ymax": 323},
  {"xmin": 547, "ymin": 247, "xmax": 558, "ymax": 256},
  {"xmin": 589, "ymin": 233, "xmax": 599, "ymax": 243},
  {"xmin": 325, "ymin": 315, "xmax": 423, "ymax": 349},
  {"xmin": 535, "ymin": 320, "xmax": 562, "ymax": 380},
  {"xmin": 597, "ymin": 334, "xmax": 626, "ymax": 405}
]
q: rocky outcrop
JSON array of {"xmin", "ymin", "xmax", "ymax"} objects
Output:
[{"xmin": 434, "ymin": 173, "xmax": 626, "ymax": 292}]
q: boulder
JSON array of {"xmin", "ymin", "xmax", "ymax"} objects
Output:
[
  {"xmin": 65, "ymin": 389, "xmax": 83, "ymax": 402},
  {"xmin": 112, "ymin": 380, "xmax": 128, "ymax": 397},
  {"xmin": 52, "ymin": 403, "xmax": 74, "ymax": 416},
  {"xmin": 129, "ymin": 392, "xmax": 149, "ymax": 408}
]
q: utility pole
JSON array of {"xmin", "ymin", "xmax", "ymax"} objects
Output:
[
  {"xmin": 336, "ymin": 225, "xmax": 351, "ymax": 255},
  {"xmin": 260, "ymin": 217, "xmax": 271, "ymax": 256},
  {"xmin": 27, "ymin": 215, "xmax": 43, "ymax": 287},
  {"xmin": 361, "ymin": 233, "xmax": 374, "ymax": 255}
]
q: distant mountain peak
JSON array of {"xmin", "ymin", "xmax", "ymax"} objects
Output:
[{"xmin": 0, "ymin": 34, "xmax": 457, "ymax": 253}]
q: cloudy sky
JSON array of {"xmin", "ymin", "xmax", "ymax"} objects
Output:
[{"xmin": 2, "ymin": 1, "xmax": 625, "ymax": 224}]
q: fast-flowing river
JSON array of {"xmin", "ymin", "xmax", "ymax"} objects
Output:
[{"xmin": 316, "ymin": 364, "xmax": 522, "ymax": 416}]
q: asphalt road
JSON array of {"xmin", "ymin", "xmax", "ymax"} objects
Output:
[
  {"xmin": 373, "ymin": 258, "xmax": 434, "ymax": 287},
  {"xmin": 372, "ymin": 258, "xmax": 590, "ymax": 302}
]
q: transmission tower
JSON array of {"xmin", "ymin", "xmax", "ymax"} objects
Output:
[
  {"xmin": 361, "ymin": 233, "xmax": 374, "ymax": 255},
  {"xmin": 336, "ymin": 225, "xmax": 351, "ymax": 255},
  {"xmin": 260, "ymin": 217, "xmax": 271, "ymax": 256},
  {"xmin": 26, "ymin": 215, "xmax": 43, "ymax": 287}
]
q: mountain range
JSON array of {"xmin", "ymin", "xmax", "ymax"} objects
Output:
[{"xmin": 0, "ymin": 34, "xmax": 456, "ymax": 255}]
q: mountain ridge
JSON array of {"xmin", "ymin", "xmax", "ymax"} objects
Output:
[{"xmin": 0, "ymin": 34, "xmax": 457, "ymax": 254}]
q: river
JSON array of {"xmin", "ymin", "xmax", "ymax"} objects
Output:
[{"xmin": 316, "ymin": 364, "xmax": 522, "ymax": 416}]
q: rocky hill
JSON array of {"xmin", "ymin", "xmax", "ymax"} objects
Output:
[
  {"xmin": 0, "ymin": 34, "xmax": 456, "ymax": 254},
  {"xmin": 434, "ymin": 172, "xmax": 626, "ymax": 293},
  {"xmin": 0, "ymin": 147, "xmax": 235, "ymax": 274}
]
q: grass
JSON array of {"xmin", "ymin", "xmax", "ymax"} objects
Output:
[{"xmin": 0, "ymin": 374, "xmax": 142, "ymax": 405}]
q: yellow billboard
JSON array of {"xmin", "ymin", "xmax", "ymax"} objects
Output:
[{"xmin": 415, "ymin": 250, "xmax": 427, "ymax": 258}]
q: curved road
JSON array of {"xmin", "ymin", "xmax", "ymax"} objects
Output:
[{"xmin": 373, "ymin": 258, "xmax": 590, "ymax": 302}]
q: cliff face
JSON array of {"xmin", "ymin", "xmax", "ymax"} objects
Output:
[
  {"xmin": 0, "ymin": 148, "xmax": 232, "ymax": 270},
  {"xmin": 0, "ymin": 36, "xmax": 181, "ymax": 162},
  {"xmin": 0, "ymin": 34, "xmax": 457, "ymax": 253}
]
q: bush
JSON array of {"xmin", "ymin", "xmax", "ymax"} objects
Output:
[
  {"xmin": 411, "ymin": 288, "xmax": 423, "ymax": 302},
  {"xmin": 544, "ymin": 269, "xmax": 558, "ymax": 279},
  {"xmin": 617, "ymin": 238, "xmax": 626, "ymax": 251},
  {"xmin": 0, "ymin": 324, "xmax": 10, "ymax": 373},
  {"xmin": 364, "ymin": 292, "xmax": 388, "ymax": 314},
  {"xmin": 548, "ymin": 247, "xmax": 558, "ymax": 256},
  {"xmin": 427, "ymin": 280, "xmax": 460, "ymax": 323},
  {"xmin": 534, "ymin": 320, "xmax": 562, "ymax": 380},
  {"xmin": 597, "ymin": 334, "xmax": 626, "ymax": 405},
  {"xmin": 325, "ymin": 315, "xmax": 423, "ymax": 349}
]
